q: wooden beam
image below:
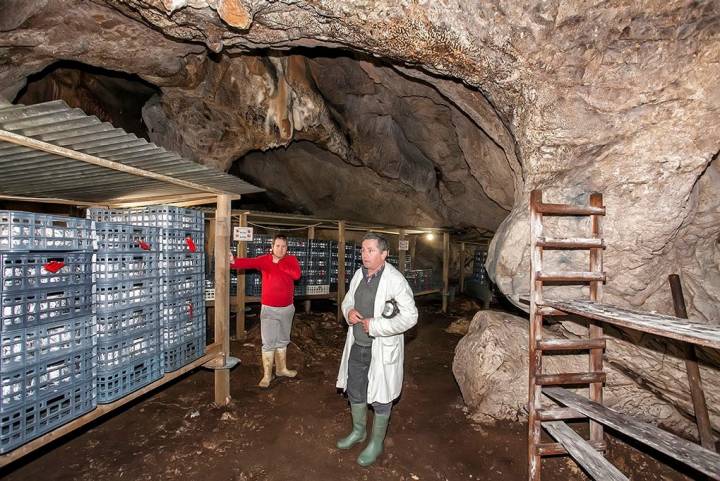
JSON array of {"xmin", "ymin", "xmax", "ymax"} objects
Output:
[
  {"xmin": 669, "ymin": 274, "xmax": 715, "ymax": 452},
  {"xmin": 442, "ymin": 232, "xmax": 450, "ymax": 313},
  {"xmin": 213, "ymin": 195, "xmax": 231, "ymax": 406},
  {"xmin": 398, "ymin": 229, "xmax": 406, "ymax": 275},
  {"xmin": 110, "ymin": 193, "xmax": 233, "ymax": 208},
  {"xmin": 235, "ymin": 212, "xmax": 248, "ymax": 340},
  {"xmin": 337, "ymin": 221, "xmax": 346, "ymax": 323},
  {"xmin": 588, "ymin": 192, "xmax": 605, "ymax": 445},
  {"xmin": 0, "ymin": 129, "xmax": 231, "ymax": 196},
  {"xmin": 0, "ymin": 343, "xmax": 221, "ymax": 468},
  {"xmin": 459, "ymin": 242, "xmax": 466, "ymax": 294},
  {"xmin": 0, "ymin": 194, "xmax": 104, "ymax": 207}
]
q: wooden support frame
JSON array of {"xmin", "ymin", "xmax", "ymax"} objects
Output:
[
  {"xmin": 459, "ymin": 242, "xmax": 466, "ymax": 294},
  {"xmin": 398, "ymin": 229, "xmax": 407, "ymax": 275},
  {"xmin": 235, "ymin": 212, "xmax": 248, "ymax": 340},
  {"xmin": 305, "ymin": 225, "xmax": 315, "ymax": 314},
  {"xmin": 442, "ymin": 232, "xmax": 450, "ymax": 313}
]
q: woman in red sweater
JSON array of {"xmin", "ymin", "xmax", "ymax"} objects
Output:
[{"xmin": 230, "ymin": 234, "xmax": 302, "ymax": 387}]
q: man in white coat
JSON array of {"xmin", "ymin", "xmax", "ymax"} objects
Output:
[{"xmin": 336, "ymin": 232, "xmax": 418, "ymax": 467}]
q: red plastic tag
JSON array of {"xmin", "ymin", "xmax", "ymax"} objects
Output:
[
  {"xmin": 188, "ymin": 302, "xmax": 194, "ymax": 319},
  {"xmin": 43, "ymin": 261, "xmax": 65, "ymax": 273},
  {"xmin": 185, "ymin": 236, "xmax": 197, "ymax": 253},
  {"xmin": 137, "ymin": 240, "xmax": 151, "ymax": 251}
]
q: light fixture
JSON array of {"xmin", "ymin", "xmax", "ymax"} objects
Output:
[{"xmin": 425, "ymin": 232, "xmax": 434, "ymax": 240}]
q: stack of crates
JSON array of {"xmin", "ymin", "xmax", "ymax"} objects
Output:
[
  {"xmin": 330, "ymin": 241, "xmax": 358, "ymax": 291},
  {"xmin": 92, "ymin": 222, "xmax": 162, "ymax": 403},
  {"xmin": 472, "ymin": 249, "xmax": 489, "ymax": 282},
  {"xmin": 306, "ymin": 240, "xmax": 331, "ymax": 294},
  {"xmin": 88, "ymin": 207, "xmax": 205, "ymax": 373},
  {"xmin": 286, "ymin": 237, "xmax": 309, "ymax": 296},
  {"xmin": 0, "ymin": 211, "xmax": 96, "ymax": 453},
  {"xmin": 241, "ymin": 234, "xmax": 270, "ymax": 297}
]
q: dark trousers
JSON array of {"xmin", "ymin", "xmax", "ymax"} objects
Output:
[{"xmin": 347, "ymin": 343, "xmax": 392, "ymax": 416}]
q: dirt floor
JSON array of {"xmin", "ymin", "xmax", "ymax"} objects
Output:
[{"xmin": 0, "ymin": 296, "xmax": 697, "ymax": 480}]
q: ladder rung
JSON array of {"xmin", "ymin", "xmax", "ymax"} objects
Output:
[
  {"xmin": 537, "ymin": 440, "xmax": 606, "ymax": 456},
  {"xmin": 537, "ymin": 338, "xmax": 606, "ymax": 351},
  {"xmin": 536, "ymin": 372, "xmax": 606, "ymax": 386},
  {"xmin": 536, "ymin": 271, "xmax": 606, "ymax": 282},
  {"xmin": 536, "ymin": 237, "xmax": 605, "ymax": 249},
  {"xmin": 537, "ymin": 306, "xmax": 566, "ymax": 316},
  {"xmin": 537, "ymin": 407, "xmax": 586, "ymax": 421},
  {"xmin": 536, "ymin": 203, "xmax": 606, "ymax": 216}
]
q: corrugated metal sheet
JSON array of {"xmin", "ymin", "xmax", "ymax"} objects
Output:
[{"xmin": 0, "ymin": 100, "xmax": 263, "ymax": 203}]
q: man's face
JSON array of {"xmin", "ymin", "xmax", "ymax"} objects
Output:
[
  {"xmin": 361, "ymin": 239, "xmax": 387, "ymax": 272},
  {"xmin": 271, "ymin": 239, "xmax": 288, "ymax": 259}
]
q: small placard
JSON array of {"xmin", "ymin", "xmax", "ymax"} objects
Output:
[
  {"xmin": 233, "ymin": 226, "xmax": 254, "ymax": 241},
  {"xmin": 398, "ymin": 240, "xmax": 409, "ymax": 251}
]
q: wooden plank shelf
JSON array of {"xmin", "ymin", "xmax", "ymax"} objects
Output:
[
  {"xmin": 541, "ymin": 298, "xmax": 720, "ymax": 350},
  {"xmin": 544, "ymin": 387, "xmax": 720, "ymax": 479}
]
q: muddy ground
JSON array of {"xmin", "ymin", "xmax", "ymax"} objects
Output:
[{"xmin": 1, "ymin": 296, "xmax": 694, "ymax": 480}]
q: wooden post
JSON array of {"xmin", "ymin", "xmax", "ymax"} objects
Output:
[
  {"xmin": 588, "ymin": 193, "xmax": 605, "ymax": 446},
  {"xmin": 459, "ymin": 242, "xmax": 466, "ymax": 294},
  {"xmin": 442, "ymin": 232, "xmax": 450, "ymax": 313},
  {"xmin": 206, "ymin": 218, "xmax": 216, "ymax": 330},
  {"xmin": 398, "ymin": 229, "xmax": 406, "ymax": 275},
  {"xmin": 337, "ymin": 221, "xmax": 346, "ymax": 323},
  {"xmin": 669, "ymin": 274, "xmax": 715, "ymax": 451},
  {"xmin": 528, "ymin": 189, "xmax": 544, "ymax": 481},
  {"xmin": 213, "ymin": 195, "xmax": 231, "ymax": 406},
  {"xmin": 305, "ymin": 225, "xmax": 315, "ymax": 314},
  {"xmin": 234, "ymin": 212, "xmax": 248, "ymax": 340},
  {"xmin": 409, "ymin": 235, "xmax": 417, "ymax": 272}
]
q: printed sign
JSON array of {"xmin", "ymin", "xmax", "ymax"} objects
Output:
[
  {"xmin": 398, "ymin": 240, "xmax": 409, "ymax": 251},
  {"xmin": 233, "ymin": 226, "xmax": 254, "ymax": 241}
]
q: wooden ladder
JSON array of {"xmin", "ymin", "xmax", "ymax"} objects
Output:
[{"xmin": 528, "ymin": 189, "xmax": 615, "ymax": 480}]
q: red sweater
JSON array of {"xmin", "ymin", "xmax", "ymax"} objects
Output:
[{"xmin": 230, "ymin": 254, "xmax": 301, "ymax": 307}]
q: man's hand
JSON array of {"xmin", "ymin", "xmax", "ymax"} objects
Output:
[
  {"xmin": 348, "ymin": 308, "xmax": 364, "ymax": 325},
  {"xmin": 361, "ymin": 318, "xmax": 371, "ymax": 334},
  {"xmin": 228, "ymin": 252, "xmax": 235, "ymax": 264}
]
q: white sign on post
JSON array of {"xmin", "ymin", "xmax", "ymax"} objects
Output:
[
  {"xmin": 233, "ymin": 226, "xmax": 254, "ymax": 241},
  {"xmin": 398, "ymin": 240, "xmax": 409, "ymax": 251}
]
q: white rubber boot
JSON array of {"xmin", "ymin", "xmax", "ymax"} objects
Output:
[{"xmin": 274, "ymin": 347, "xmax": 297, "ymax": 378}]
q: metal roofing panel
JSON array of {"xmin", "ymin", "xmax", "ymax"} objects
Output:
[{"xmin": 0, "ymin": 100, "xmax": 263, "ymax": 203}]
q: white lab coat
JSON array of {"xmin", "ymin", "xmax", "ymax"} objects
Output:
[{"xmin": 336, "ymin": 262, "xmax": 418, "ymax": 404}]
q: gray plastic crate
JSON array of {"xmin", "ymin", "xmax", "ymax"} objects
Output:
[
  {"xmin": 1, "ymin": 315, "xmax": 95, "ymax": 373},
  {"xmin": 0, "ymin": 378, "xmax": 95, "ymax": 453},
  {"xmin": 0, "ymin": 211, "xmax": 93, "ymax": 252},
  {"xmin": 159, "ymin": 228, "xmax": 203, "ymax": 253},
  {"xmin": 1, "ymin": 252, "xmax": 92, "ymax": 292},
  {"xmin": 163, "ymin": 336, "xmax": 205, "ymax": 372},
  {"xmin": 158, "ymin": 252, "xmax": 204, "ymax": 276},
  {"xmin": 88, "ymin": 207, "xmax": 204, "ymax": 232},
  {"xmin": 1, "ymin": 347, "xmax": 96, "ymax": 412},
  {"xmin": 93, "ymin": 252, "xmax": 159, "ymax": 284},
  {"xmin": 159, "ymin": 274, "xmax": 203, "ymax": 302},
  {"xmin": 96, "ymin": 304, "xmax": 159, "ymax": 340},
  {"xmin": 96, "ymin": 353, "xmax": 162, "ymax": 404},
  {"xmin": 1, "ymin": 285, "xmax": 93, "ymax": 332},
  {"xmin": 91, "ymin": 222, "xmax": 159, "ymax": 253},
  {"xmin": 93, "ymin": 278, "xmax": 159, "ymax": 313},
  {"xmin": 97, "ymin": 326, "xmax": 161, "ymax": 371}
]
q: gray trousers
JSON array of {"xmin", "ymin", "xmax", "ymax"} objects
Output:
[
  {"xmin": 347, "ymin": 343, "xmax": 392, "ymax": 416},
  {"xmin": 260, "ymin": 304, "xmax": 295, "ymax": 352}
]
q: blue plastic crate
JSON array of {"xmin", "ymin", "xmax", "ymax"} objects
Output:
[
  {"xmin": 0, "ymin": 211, "xmax": 93, "ymax": 252},
  {"xmin": 163, "ymin": 336, "xmax": 204, "ymax": 373},
  {"xmin": 93, "ymin": 252, "xmax": 159, "ymax": 284},
  {"xmin": 0, "ymin": 378, "xmax": 95, "ymax": 453},
  {"xmin": 1, "ymin": 252, "xmax": 92, "ymax": 292},
  {"xmin": 158, "ymin": 228, "xmax": 203, "ymax": 253},
  {"xmin": 159, "ymin": 274, "xmax": 203, "ymax": 302},
  {"xmin": 1, "ymin": 347, "xmax": 96, "ymax": 412},
  {"xmin": 1, "ymin": 285, "xmax": 93, "ymax": 332},
  {"xmin": 96, "ymin": 304, "xmax": 159, "ymax": 341},
  {"xmin": 91, "ymin": 222, "xmax": 159, "ymax": 253},
  {"xmin": 93, "ymin": 278, "xmax": 159, "ymax": 313},
  {"xmin": 1, "ymin": 316, "xmax": 95, "ymax": 373},
  {"xmin": 96, "ymin": 326, "xmax": 161, "ymax": 371},
  {"xmin": 96, "ymin": 353, "xmax": 162, "ymax": 404}
]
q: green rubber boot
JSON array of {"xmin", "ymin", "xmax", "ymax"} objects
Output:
[
  {"xmin": 336, "ymin": 403, "xmax": 367, "ymax": 449},
  {"xmin": 357, "ymin": 413, "xmax": 390, "ymax": 467}
]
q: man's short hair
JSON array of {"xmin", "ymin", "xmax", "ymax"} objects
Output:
[
  {"xmin": 272, "ymin": 234, "xmax": 288, "ymax": 244},
  {"xmin": 362, "ymin": 232, "xmax": 389, "ymax": 253}
]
